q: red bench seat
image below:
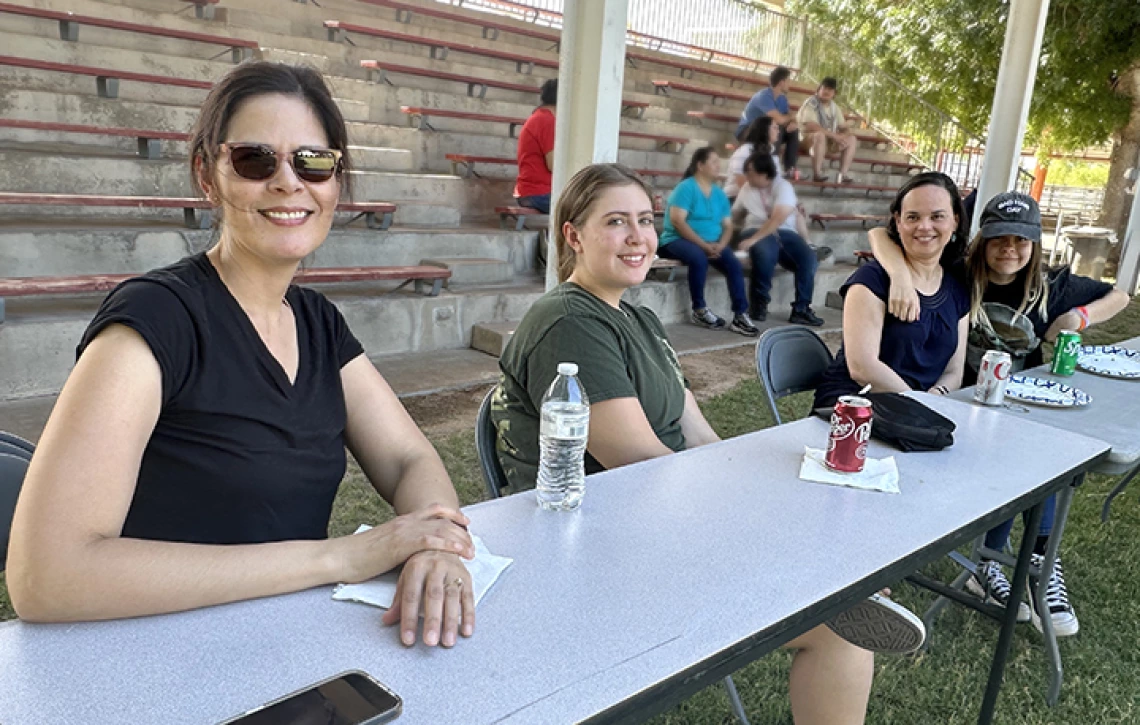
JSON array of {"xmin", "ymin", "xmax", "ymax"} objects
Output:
[
  {"xmin": 810, "ymin": 214, "xmax": 888, "ymax": 230},
  {"xmin": 0, "ymin": 265, "xmax": 450, "ymax": 320},
  {"xmin": 0, "ymin": 193, "xmax": 397, "ymax": 231},
  {"xmin": 0, "ymin": 54, "xmax": 212, "ymax": 98},
  {"xmin": 326, "ymin": 20, "xmax": 556, "ymax": 74},
  {"xmin": 0, "ymin": 1, "xmax": 255, "ymax": 61},
  {"xmin": 0, "ymin": 118, "xmax": 190, "ymax": 158},
  {"xmin": 355, "ymin": 0, "xmax": 560, "ymax": 44},
  {"xmin": 403, "ymin": 108, "xmax": 687, "ymax": 151}
]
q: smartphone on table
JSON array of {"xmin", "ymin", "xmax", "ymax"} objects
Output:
[{"xmin": 216, "ymin": 670, "xmax": 402, "ymax": 725}]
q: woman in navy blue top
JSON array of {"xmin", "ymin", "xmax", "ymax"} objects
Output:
[{"xmin": 815, "ymin": 173, "xmax": 971, "ymax": 408}]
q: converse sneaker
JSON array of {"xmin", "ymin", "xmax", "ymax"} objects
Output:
[
  {"xmin": 1029, "ymin": 554, "xmax": 1079, "ymax": 637},
  {"xmin": 826, "ymin": 593, "xmax": 926, "ymax": 654},
  {"xmin": 966, "ymin": 560, "xmax": 1031, "ymax": 622},
  {"xmin": 692, "ymin": 308, "xmax": 726, "ymax": 330}
]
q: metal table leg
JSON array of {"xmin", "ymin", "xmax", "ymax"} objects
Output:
[
  {"xmin": 1036, "ymin": 481, "xmax": 1077, "ymax": 706},
  {"xmin": 979, "ymin": 501, "xmax": 1044, "ymax": 725}
]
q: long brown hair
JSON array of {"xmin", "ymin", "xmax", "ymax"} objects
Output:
[
  {"xmin": 189, "ymin": 62, "xmax": 353, "ymax": 221},
  {"xmin": 554, "ymin": 164, "xmax": 654, "ymax": 283},
  {"xmin": 966, "ymin": 231, "xmax": 1049, "ymax": 327}
]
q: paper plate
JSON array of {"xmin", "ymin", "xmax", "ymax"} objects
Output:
[
  {"xmin": 1077, "ymin": 345, "xmax": 1140, "ymax": 379},
  {"xmin": 1005, "ymin": 375, "xmax": 1092, "ymax": 408}
]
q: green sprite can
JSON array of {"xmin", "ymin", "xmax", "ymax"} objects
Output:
[{"xmin": 1051, "ymin": 330, "xmax": 1082, "ymax": 376}]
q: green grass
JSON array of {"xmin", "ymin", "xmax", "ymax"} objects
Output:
[{"xmin": 4, "ymin": 298, "xmax": 1140, "ymax": 723}]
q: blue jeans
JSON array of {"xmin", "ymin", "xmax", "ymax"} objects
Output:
[
  {"xmin": 743, "ymin": 228, "xmax": 817, "ymax": 312},
  {"xmin": 657, "ymin": 237, "xmax": 748, "ymax": 314},
  {"xmin": 517, "ymin": 194, "xmax": 551, "ymax": 214},
  {"xmin": 984, "ymin": 494, "xmax": 1057, "ymax": 551}
]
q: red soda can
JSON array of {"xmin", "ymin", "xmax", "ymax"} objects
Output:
[
  {"xmin": 825, "ymin": 395, "xmax": 873, "ymax": 473},
  {"xmin": 653, "ymin": 191, "xmax": 664, "ymax": 213},
  {"xmin": 975, "ymin": 350, "xmax": 1012, "ymax": 406}
]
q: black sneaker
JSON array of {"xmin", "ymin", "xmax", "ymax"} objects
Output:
[
  {"xmin": 789, "ymin": 307, "xmax": 824, "ymax": 326},
  {"xmin": 812, "ymin": 245, "xmax": 833, "ymax": 262},
  {"xmin": 730, "ymin": 314, "xmax": 759, "ymax": 337},
  {"xmin": 692, "ymin": 308, "xmax": 726, "ymax": 329},
  {"xmin": 1030, "ymin": 554, "xmax": 1079, "ymax": 636},
  {"xmin": 750, "ymin": 302, "xmax": 768, "ymax": 322},
  {"xmin": 966, "ymin": 560, "xmax": 1031, "ymax": 622}
]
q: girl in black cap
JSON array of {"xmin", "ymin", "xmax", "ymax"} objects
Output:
[{"xmin": 869, "ymin": 191, "xmax": 1130, "ymax": 639}]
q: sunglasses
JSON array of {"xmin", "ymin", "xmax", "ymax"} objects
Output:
[{"xmin": 220, "ymin": 143, "xmax": 343, "ymax": 183}]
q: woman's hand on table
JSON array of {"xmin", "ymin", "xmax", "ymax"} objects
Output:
[
  {"xmin": 383, "ymin": 550, "xmax": 475, "ymax": 647},
  {"xmin": 335, "ymin": 504, "xmax": 474, "ymax": 586}
]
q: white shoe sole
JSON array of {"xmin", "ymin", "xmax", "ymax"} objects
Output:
[
  {"xmin": 965, "ymin": 575, "xmax": 1032, "ymax": 623},
  {"xmin": 826, "ymin": 594, "xmax": 926, "ymax": 654},
  {"xmin": 1030, "ymin": 607, "xmax": 1080, "ymax": 637}
]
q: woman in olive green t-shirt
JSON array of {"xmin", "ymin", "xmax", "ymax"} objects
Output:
[{"xmin": 490, "ymin": 163, "xmax": 895, "ymax": 725}]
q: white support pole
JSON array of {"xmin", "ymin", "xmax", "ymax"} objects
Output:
[
  {"xmin": 544, "ymin": 0, "xmax": 630, "ymax": 291},
  {"xmin": 1117, "ymin": 168, "xmax": 1140, "ymax": 294},
  {"xmin": 972, "ymin": 0, "xmax": 1050, "ymax": 234}
]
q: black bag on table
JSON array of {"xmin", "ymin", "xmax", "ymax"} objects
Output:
[{"xmin": 863, "ymin": 392, "xmax": 956, "ymax": 452}]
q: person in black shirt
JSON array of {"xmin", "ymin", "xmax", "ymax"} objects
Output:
[
  {"xmin": 8, "ymin": 63, "xmax": 477, "ymax": 650},
  {"xmin": 871, "ymin": 192, "xmax": 1129, "ymax": 638}
]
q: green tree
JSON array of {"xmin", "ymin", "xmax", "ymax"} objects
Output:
[{"xmin": 787, "ymin": 0, "xmax": 1140, "ymax": 237}]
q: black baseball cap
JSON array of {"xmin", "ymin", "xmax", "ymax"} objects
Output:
[{"xmin": 979, "ymin": 191, "xmax": 1042, "ymax": 243}]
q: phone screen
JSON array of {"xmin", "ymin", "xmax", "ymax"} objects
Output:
[{"xmin": 221, "ymin": 671, "xmax": 402, "ymax": 725}]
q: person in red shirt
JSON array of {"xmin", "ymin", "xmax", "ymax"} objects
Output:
[{"xmin": 514, "ymin": 79, "xmax": 557, "ymax": 213}]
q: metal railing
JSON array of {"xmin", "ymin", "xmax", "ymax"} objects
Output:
[
  {"xmin": 1039, "ymin": 185, "xmax": 1106, "ymax": 218},
  {"xmin": 445, "ymin": 0, "xmax": 1035, "ymax": 194},
  {"xmin": 445, "ymin": 0, "xmax": 805, "ymax": 71}
]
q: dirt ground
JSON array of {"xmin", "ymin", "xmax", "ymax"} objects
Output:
[{"xmin": 403, "ymin": 330, "xmax": 843, "ymax": 438}]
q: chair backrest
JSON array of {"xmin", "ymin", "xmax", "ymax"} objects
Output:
[
  {"xmin": 0, "ymin": 452, "xmax": 30, "ymax": 571},
  {"xmin": 0, "ymin": 431, "xmax": 34, "ymax": 461},
  {"xmin": 755, "ymin": 326, "xmax": 834, "ymax": 425},
  {"xmin": 475, "ymin": 388, "xmax": 510, "ymax": 500}
]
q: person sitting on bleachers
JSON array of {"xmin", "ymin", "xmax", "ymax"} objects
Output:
[
  {"xmin": 513, "ymin": 79, "xmax": 558, "ymax": 214},
  {"xmin": 735, "ymin": 66, "xmax": 800, "ymax": 181},
  {"xmin": 6, "ymin": 63, "xmax": 477, "ymax": 650},
  {"xmin": 724, "ymin": 116, "xmax": 782, "ymax": 201},
  {"xmin": 732, "ymin": 153, "xmax": 823, "ymax": 326},
  {"xmin": 813, "ymin": 172, "xmax": 971, "ymax": 409},
  {"xmin": 493, "ymin": 161, "xmax": 925, "ymax": 725},
  {"xmin": 797, "ymin": 77, "xmax": 858, "ymax": 184},
  {"xmin": 659, "ymin": 147, "xmax": 758, "ymax": 336}
]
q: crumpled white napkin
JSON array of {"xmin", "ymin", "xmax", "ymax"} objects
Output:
[
  {"xmin": 332, "ymin": 524, "xmax": 513, "ymax": 609},
  {"xmin": 799, "ymin": 446, "xmax": 900, "ymax": 494}
]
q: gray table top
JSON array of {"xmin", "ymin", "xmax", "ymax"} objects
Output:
[
  {"xmin": 0, "ymin": 395, "xmax": 1109, "ymax": 725},
  {"xmin": 952, "ymin": 337, "xmax": 1140, "ymax": 469}
]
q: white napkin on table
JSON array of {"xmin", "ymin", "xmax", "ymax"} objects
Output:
[
  {"xmin": 332, "ymin": 524, "xmax": 513, "ymax": 609},
  {"xmin": 798, "ymin": 446, "xmax": 900, "ymax": 494}
]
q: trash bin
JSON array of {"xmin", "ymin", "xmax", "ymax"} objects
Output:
[{"xmin": 1062, "ymin": 226, "xmax": 1117, "ymax": 279}]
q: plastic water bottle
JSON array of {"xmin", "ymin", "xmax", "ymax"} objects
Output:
[{"xmin": 536, "ymin": 362, "xmax": 590, "ymax": 511}]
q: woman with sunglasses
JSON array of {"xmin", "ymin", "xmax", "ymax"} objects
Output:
[{"xmin": 8, "ymin": 63, "xmax": 477, "ymax": 650}]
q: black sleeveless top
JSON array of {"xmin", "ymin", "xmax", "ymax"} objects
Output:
[{"xmin": 77, "ymin": 253, "xmax": 364, "ymax": 545}]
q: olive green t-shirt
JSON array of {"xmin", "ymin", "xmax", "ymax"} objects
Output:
[{"xmin": 491, "ymin": 283, "xmax": 688, "ymax": 492}]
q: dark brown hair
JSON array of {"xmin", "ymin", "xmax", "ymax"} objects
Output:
[
  {"xmin": 189, "ymin": 62, "xmax": 352, "ymax": 210},
  {"xmin": 885, "ymin": 171, "xmax": 968, "ymax": 269},
  {"xmin": 554, "ymin": 164, "xmax": 654, "ymax": 283}
]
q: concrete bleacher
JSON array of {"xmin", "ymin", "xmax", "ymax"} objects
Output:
[{"xmin": 0, "ymin": 0, "xmax": 920, "ymax": 400}]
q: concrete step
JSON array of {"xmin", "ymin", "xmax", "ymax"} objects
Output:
[
  {"xmin": 469, "ymin": 262, "xmax": 857, "ymax": 357},
  {"xmin": 420, "ymin": 257, "xmax": 515, "ymax": 287},
  {"xmin": 0, "ymin": 225, "xmax": 540, "ymax": 278},
  {"xmin": 0, "ymin": 260, "xmax": 854, "ymax": 399}
]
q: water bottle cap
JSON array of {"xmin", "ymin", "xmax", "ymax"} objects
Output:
[{"xmin": 557, "ymin": 362, "xmax": 578, "ymax": 376}]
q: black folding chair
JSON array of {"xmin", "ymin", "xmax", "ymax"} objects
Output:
[
  {"xmin": 475, "ymin": 389, "xmax": 510, "ymax": 500},
  {"xmin": 754, "ymin": 326, "xmax": 834, "ymax": 424},
  {"xmin": 0, "ymin": 452, "xmax": 30, "ymax": 571}
]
